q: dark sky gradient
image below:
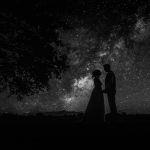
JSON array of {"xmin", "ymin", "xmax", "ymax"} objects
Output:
[
  {"xmin": 1, "ymin": 0, "xmax": 149, "ymax": 25},
  {"xmin": 0, "ymin": 0, "xmax": 150, "ymax": 114}
]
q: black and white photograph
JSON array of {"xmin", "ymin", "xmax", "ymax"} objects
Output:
[{"xmin": 0, "ymin": 0, "xmax": 150, "ymax": 139}]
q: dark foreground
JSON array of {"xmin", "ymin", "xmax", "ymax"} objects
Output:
[{"xmin": 1, "ymin": 112, "xmax": 150, "ymax": 138}]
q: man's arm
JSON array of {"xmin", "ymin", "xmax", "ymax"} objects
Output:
[
  {"xmin": 111, "ymin": 73, "xmax": 116, "ymax": 89},
  {"xmin": 103, "ymin": 74, "xmax": 115, "ymax": 93}
]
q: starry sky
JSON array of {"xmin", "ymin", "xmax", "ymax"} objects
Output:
[{"xmin": 0, "ymin": 0, "xmax": 150, "ymax": 114}]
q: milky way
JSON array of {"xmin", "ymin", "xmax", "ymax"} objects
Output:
[
  {"xmin": 1, "ymin": 17, "xmax": 150, "ymax": 114},
  {"xmin": 0, "ymin": 1, "xmax": 150, "ymax": 114},
  {"xmin": 57, "ymin": 17, "xmax": 150, "ymax": 114}
]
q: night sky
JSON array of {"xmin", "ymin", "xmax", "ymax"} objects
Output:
[{"xmin": 0, "ymin": 0, "xmax": 150, "ymax": 114}]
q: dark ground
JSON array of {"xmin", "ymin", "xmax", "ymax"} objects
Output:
[{"xmin": 1, "ymin": 112, "xmax": 150, "ymax": 139}]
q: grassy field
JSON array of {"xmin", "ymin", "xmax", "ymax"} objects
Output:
[{"xmin": 1, "ymin": 112, "xmax": 150, "ymax": 137}]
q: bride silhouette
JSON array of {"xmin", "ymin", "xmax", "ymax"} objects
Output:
[{"xmin": 85, "ymin": 70, "xmax": 104, "ymax": 124}]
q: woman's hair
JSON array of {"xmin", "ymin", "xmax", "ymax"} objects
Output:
[{"xmin": 92, "ymin": 70, "xmax": 101, "ymax": 78}]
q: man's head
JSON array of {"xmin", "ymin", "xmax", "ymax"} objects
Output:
[{"xmin": 103, "ymin": 64, "xmax": 111, "ymax": 72}]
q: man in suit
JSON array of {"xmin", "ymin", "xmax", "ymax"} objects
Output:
[{"xmin": 103, "ymin": 64, "xmax": 117, "ymax": 115}]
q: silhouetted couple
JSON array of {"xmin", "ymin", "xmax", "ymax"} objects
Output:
[{"xmin": 85, "ymin": 64, "xmax": 117, "ymax": 124}]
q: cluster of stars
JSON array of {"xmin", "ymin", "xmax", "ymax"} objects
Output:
[{"xmin": 1, "ymin": 9, "xmax": 150, "ymax": 114}]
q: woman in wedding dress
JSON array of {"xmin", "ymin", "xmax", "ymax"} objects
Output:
[{"xmin": 85, "ymin": 70, "xmax": 105, "ymax": 124}]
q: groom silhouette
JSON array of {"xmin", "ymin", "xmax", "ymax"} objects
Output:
[{"xmin": 103, "ymin": 64, "xmax": 117, "ymax": 115}]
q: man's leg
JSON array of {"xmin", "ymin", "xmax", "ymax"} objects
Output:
[{"xmin": 108, "ymin": 94, "xmax": 117, "ymax": 114}]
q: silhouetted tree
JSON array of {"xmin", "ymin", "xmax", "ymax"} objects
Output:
[{"xmin": 0, "ymin": 13, "xmax": 69, "ymax": 100}]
